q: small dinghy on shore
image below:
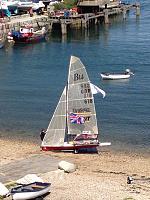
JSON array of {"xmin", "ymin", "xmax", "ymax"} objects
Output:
[
  {"xmin": 100, "ymin": 69, "xmax": 134, "ymax": 80},
  {"xmin": 0, "ymin": 182, "xmax": 51, "ymax": 200}
]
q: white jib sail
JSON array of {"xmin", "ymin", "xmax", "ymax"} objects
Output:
[
  {"xmin": 67, "ymin": 56, "xmax": 98, "ymax": 137},
  {"xmin": 42, "ymin": 87, "xmax": 67, "ymax": 147}
]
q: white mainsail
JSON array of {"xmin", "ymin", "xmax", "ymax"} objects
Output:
[
  {"xmin": 42, "ymin": 87, "xmax": 67, "ymax": 146},
  {"xmin": 67, "ymin": 56, "xmax": 98, "ymax": 137}
]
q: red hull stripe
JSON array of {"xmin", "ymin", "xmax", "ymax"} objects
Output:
[{"xmin": 41, "ymin": 144, "xmax": 99, "ymax": 151}]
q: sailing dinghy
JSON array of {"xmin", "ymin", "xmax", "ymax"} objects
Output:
[{"xmin": 41, "ymin": 56, "xmax": 111, "ymax": 152}]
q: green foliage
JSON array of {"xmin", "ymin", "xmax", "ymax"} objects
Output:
[
  {"xmin": 53, "ymin": 0, "xmax": 78, "ymax": 10},
  {"xmin": 63, "ymin": 0, "xmax": 78, "ymax": 9},
  {"xmin": 5, "ymin": 181, "xmax": 17, "ymax": 189}
]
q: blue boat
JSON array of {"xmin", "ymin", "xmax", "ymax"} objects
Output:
[{"xmin": 11, "ymin": 25, "xmax": 47, "ymax": 44}]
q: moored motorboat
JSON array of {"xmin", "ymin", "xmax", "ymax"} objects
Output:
[
  {"xmin": 32, "ymin": 0, "xmax": 45, "ymax": 13},
  {"xmin": 7, "ymin": 0, "xmax": 19, "ymax": 14},
  {"xmin": 10, "ymin": 24, "xmax": 47, "ymax": 44},
  {"xmin": 17, "ymin": 0, "xmax": 33, "ymax": 13},
  {"xmin": 100, "ymin": 69, "xmax": 134, "ymax": 80}
]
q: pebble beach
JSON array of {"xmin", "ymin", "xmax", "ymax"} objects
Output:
[{"xmin": 0, "ymin": 137, "xmax": 150, "ymax": 200}]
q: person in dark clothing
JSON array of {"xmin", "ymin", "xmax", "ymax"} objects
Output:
[{"xmin": 40, "ymin": 129, "xmax": 46, "ymax": 141}]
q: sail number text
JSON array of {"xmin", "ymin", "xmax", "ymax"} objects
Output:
[
  {"xmin": 80, "ymin": 83, "xmax": 93, "ymax": 103},
  {"xmin": 74, "ymin": 73, "xmax": 84, "ymax": 81}
]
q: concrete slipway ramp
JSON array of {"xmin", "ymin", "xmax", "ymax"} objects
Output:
[{"xmin": 0, "ymin": 154, "xmax": 60, "ymax": 183}]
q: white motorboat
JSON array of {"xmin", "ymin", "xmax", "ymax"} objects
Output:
[
  {"xmin": 32, "ymin": 0, "xmax": 45, "ymax": 11},
  {"xmin": 17, "ymin": 0, "xmax": 33, "ymax": 12},
  {"xmin": 100, "ymin": 69, "xmax": 134, "ymax": 80}
]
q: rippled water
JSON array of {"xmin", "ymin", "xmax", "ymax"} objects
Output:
[{"xmin": 0, "ymin": 0, "xmax": 149, "ymax": 153}]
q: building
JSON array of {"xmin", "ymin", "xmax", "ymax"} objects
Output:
[{"xmin": 77, "ymin": 0, "xmax": 121, "ymax": 13}]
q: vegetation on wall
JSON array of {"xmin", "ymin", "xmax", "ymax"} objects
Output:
[
  {"xmin": 53, "ymin": 0, "xmax": 78, "ymax": 10},
  {"xmin": 63, "ymin": 0, "xmax": 78, "ymax": 9}
]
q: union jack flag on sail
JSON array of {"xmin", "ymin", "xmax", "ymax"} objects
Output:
[{"xmin": 69, "ymin": 113, "xmax": 85, "ymax": 124}]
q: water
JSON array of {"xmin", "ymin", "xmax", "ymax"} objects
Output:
[{"xmin": 0, "ymin": 0, "xmax": 149, "ymax": 153}]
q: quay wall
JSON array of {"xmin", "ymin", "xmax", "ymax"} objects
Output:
[{"xmin": 0, "ymin": 3, "xmax": 140, "ymax": 36}]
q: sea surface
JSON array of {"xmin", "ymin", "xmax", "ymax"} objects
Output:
[{"xmin": 0, "ymin": 0, "xmax": 149, "ymax": 153}]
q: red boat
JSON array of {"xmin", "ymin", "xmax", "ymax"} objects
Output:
[
  {"xmin": 11, "ymin": 25, "xmax": 47, "ymax": 44},
  {"xmin": 41, "ymin": 133, "xmax": 99, "ymax": 153}
]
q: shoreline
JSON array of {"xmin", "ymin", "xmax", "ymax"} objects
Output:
[
  {"xmin": 0, "ymin": 135, "xmax": 149, "ymax": 171},
  {"xmin": 0, "ymin": 137, "xmax": 150, "ymax": 200},
  {"xmin": 0, "ymin": 132, "xmax": 149, "ymax": 159}
]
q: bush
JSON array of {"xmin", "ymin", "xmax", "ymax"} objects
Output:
[
  {"xmin": 63, "ymin": 0, "xmax": 78, "ymax": 9},
  {"xmin": 53, "ymin": 0, "xmax": 78, "ymax": 11}
]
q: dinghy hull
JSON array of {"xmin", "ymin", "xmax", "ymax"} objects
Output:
[
  {"xmin": 100, "ymin": 73, "xmax": 130, "ymax": 80},
  {"xmin": 12, "ymin": 35, "xmax": 45, "ymax": 44},
  {"xmin": 11, "ymin": 182, "xmax": 51, "ymax": 200},
  {"xmin": 41, "ymin": 144, "xmax": 99, "ymax": 152}
]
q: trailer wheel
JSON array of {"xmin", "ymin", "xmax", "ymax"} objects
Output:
[{"xmin": 74, "ymin": 149, "xmax": 78, "ymax": 154}]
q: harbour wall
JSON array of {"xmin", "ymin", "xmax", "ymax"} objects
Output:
[{"xmin": 0, "ymin": 3, "xmax": 140, "ymax": 36}]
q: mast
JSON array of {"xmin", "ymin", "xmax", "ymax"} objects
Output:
[{"xmin": 64, "ymin": 56, "xmax": 72, "ymax": 142}]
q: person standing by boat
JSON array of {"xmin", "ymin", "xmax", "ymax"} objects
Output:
[{"xmin": 40, "ymin": 129, "xmax": 46, "ymax": 141}]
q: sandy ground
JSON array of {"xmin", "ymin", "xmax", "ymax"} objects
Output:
[{"xmin": 0, "ymin": 138, "xmax": 150, "ymax": 200}]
